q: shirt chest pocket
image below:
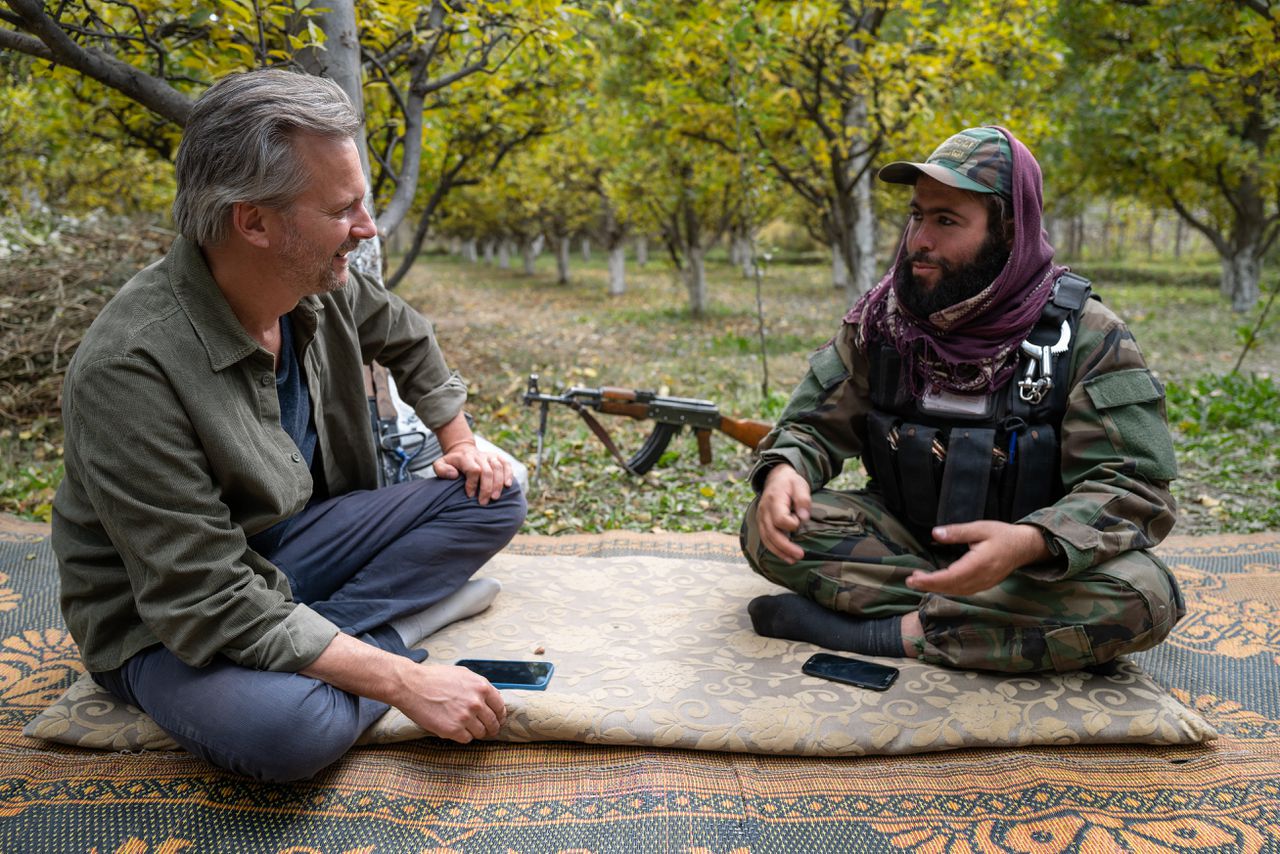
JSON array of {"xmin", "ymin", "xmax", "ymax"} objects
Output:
[{"xmin": 808, "ymin": 344, "xmax": 849, "ymax": 392}]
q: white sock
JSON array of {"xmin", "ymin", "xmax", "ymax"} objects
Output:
[{"xmin": 389, "ymin": 577, "xmax": 503, "ymax": 648}]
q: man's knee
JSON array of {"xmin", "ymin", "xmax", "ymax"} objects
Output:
[
  {"xmin": 490, "ymin": 482, "xmax": 528, "ymax": 534},
  {"xmin": 186, "ymin": 678, "xmax": 371, "ymax": 783},
  {"xmin": 921, "ymin": 550, "xmax": 1183, "ymax": 672}
]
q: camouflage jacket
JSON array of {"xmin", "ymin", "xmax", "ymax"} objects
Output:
[{"xmin": 750, "ymin": 298, "xmax": 1178, "ymax": 579}]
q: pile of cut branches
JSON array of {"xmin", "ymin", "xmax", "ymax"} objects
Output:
[{"xmin": 0, "ymin": 217, "xmax": 172, "ymax": 424}]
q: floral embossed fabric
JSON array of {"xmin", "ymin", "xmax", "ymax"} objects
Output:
[{"xmin": 27, "ymin": 551, "xmax": 1213, "ymax": 755}]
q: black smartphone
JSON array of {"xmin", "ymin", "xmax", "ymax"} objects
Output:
[
  {"xmin": 456, "ymin": 659, "xmax": 554, "ymax": 690},
  {"xmin": 802, "ymin": 652, "xmax": 899, "ymax": 691}
]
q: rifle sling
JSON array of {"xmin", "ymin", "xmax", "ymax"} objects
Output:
[{"xmin": 569, "ymin": 402, "xmax": 639, "ymax": 475}]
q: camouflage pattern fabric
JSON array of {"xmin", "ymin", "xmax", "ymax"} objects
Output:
[
  {"xmin": 744, "ymin": 298, "xmax": 1183, "ymax": 672},
  {"xmin": 741, "ymin": 488, "xmax": 1183, "ymax": 673}
]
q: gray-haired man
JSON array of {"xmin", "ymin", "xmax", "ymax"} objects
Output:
[{"xmin": 53, "ymin": 69, "xmax": 526, "ymax": 781}]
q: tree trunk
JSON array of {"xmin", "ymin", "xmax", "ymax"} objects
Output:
[
  {"xmin": 1224, "ymin": 247, "xmax": 1262, "ymax": 313},
  {"xmin": 297, "ymin": 0, "xmax": 382, "ymax": 282},
  {"xmin": 831, "ymin": 98, "xmax": 878, "ymax": 304},
  {"xmin": 463, "ymin": 238, "xmax": 478, "ymax": 262},
  {"xmin": 497, "ymin": 240, "xmax": 511, "ymax": 269},
  {"xmin": 554, "ymin": 236, "xmax": 571, "ymax": 284},
  {"xmin": 483, "ymin": 239, "xmax": 495, "ymax": 265},
  {"xmin": 608, "ymin": 245, "xmax": 626, "ymax": 296},
  {"xmin": 1174, "ymin": 218, "xmax": 1185, "ymax": 260},
  {"xmin": 521, "ymin": 238, "xmax": 537, "ymax": 275},
  {"xmin": 581, "ymin": 237, "xmax": 591, "ymax": 260},
  {"xmin": 1101, "ymin": 202, "xmax": 1113, "ymax": 261},
  {"xmin": 734, "ymin": 232, "xmax": 757, "ymax": 278},
  {"xmin": 831, "ymin": 244, "xmax": 850, "ymax": 290},
  {"xmin": 685, "ymin": 244, "xmax": 708, "ymax": 317},
  {"xmin": 636, "ymin": 235, "xmax": 648, "ymax": 267}
]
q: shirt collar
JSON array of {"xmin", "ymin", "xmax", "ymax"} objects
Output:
[{"xmin": 166, "ymin": 236, "xmax": 323, "ymax": 372}]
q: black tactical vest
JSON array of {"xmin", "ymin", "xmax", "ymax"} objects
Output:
[{"xmin": 863, "ymin": 272, "xmax": 1093, "ymax": 536}]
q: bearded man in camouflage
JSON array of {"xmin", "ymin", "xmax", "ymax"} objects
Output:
[{"xmin": 740, "ymin": 127, "xmax": 1183, "ymax": 673}]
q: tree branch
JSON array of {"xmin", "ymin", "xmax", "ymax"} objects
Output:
[
  {"xmin": 0, "ymin": 24, "xmax": 53, "ymax": 60},
  {"xmin": 3, "ymin": 0, "xmax": 192, "ymax": 125},
  {"xmin": 1232, "ymin": 0, "xmax": 1272, "ymax": 19},
  {"xmin": 1164, "ymin": 185, "xmax": 1227, "ymax": 255}
]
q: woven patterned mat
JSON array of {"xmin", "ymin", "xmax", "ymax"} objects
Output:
[{"xmin": 2, "ymin": 517, "xmax": 1278, "ymax": 853}]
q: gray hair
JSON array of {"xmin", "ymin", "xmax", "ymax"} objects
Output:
[{"xmin": 172, "ymin": 69, "xmax": 362, "ymax": 247}]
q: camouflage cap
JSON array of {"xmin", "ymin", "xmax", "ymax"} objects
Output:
[{"xmin": 879, "ymin": 128, "xmax": 1012, "ymax": 199}]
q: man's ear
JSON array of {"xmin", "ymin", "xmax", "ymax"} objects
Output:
[{"xmin": 230, "ymin": 201, "xmax": 272, "ymax": 249}]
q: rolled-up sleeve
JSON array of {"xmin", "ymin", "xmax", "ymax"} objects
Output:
[{"xmin": 347, "ymin": 272, "xmax": 467, "ymax": 430}]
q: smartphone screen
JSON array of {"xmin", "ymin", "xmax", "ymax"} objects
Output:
[
  {"xmin": 456, "ymin": 659, "xmax": 554, "ymax": 690},
  {"xmin": 802, "ymin": 652, "xmax": 899, "ymax": 691}
]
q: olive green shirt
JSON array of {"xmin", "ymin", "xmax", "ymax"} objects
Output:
[{"xmin": 53, "ymin": 237, "xmax": 467, "ymax": 673}]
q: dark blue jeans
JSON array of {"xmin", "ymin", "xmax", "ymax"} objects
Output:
[{"xmin": 94, "ymin": 477, "xmax": 526, "ymax": 782}]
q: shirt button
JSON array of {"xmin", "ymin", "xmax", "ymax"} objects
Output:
[
  {"xmin": 291, "ymin": 452, "xmax": 301, "ymax": 463},
  {"xmin": 260, "ymin": 374, "xmax": 272, "ymax": 386}
]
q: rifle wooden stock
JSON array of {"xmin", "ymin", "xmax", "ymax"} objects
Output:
[{"xmin": 718, "ymin": 415, "xmax": 773, "ymax": 450}]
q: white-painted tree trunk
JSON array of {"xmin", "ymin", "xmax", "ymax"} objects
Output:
[
  {"xmin": 483, "ymin": 239, "xmax": 495, "ymax": 264},
  {"xmin": 581, "ymin": 237, "xmax": 591, "ymax": 260},
  {"xmin": 462, "ymin": 238, "xmax": 478, "ymax": 262},
  {"xmin": 497, "ymin": 240, "xmax": 511, "ymax": 270},
  {"xmin": 832, "ymin": 246, "xmax": 850, "ymax": 290},
  {"xmin": 685, "ymin": 245, "xmax": 708, "ymax": 317},
  {"xmin": 555, "ymin": 237, "xmax": 571, "ymax": 284},
  {"xmin": 608, "ymin": 245, "xmax": 626, "ymax": 295},
  {"xmin": 1224, "ymin": 248, "xmax": 1262, "ymax": 313},
  {"xmin": 299, "ymin": 0, "xmax": 383, "ymax": 282},
  {"xmin": 847, "ymin": 164, "xmax": 878, "ymax": 302},
  {"xmin": 735, "ymin": 234, "xmax": 757, "ymax": 278},
  {"xmin": 636, "ymin": 235, "xmax": 648, "ymax": 267},
  {"xmin": 521, "ymin": 238, "xmax": 538, "ymax": 275}
]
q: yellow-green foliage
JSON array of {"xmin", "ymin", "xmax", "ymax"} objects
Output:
[{"xmin": 0, "ymin": 71, "xmax": 174, "ymax": 216}]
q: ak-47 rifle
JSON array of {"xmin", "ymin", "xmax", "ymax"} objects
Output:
[{"xmin": 523, "ymin": 374, "xmax": 773, "ymax": 480}]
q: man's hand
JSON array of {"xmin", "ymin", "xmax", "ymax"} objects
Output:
[
  {"xmin": 756, "ymin": 464, "xmax": 812, "ymax": 565},
  {"xmin": 430, "ymin": 410, "xmax": 512, "ymax": 504},
  {"xmin": 389, "ymin": 662, "xmax": 506, "ymax": 743},
  {"xmin": 906, "ymin": 521, "xmax": 1051, "ymax": 596},
  {"xmin": 432, "ymin": 441, "xmax": 512, "ymax": 504},
  {"xmin": 301, "ymin": 633, "xmax": 506, "ymax": 743}
]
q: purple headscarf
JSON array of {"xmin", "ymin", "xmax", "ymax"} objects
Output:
[{"xmin": 847, "ymin": 126, "xmax": 1064, "ymax": 395}]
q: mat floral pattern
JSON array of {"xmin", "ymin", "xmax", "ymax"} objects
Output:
[
  {"xmin": 2, "ymin": 519, "xmax": 1278, "ymax": 853},
  {"xmin": 359, "ymin": 552, "xmax": 1212, "ymax": 754},
  {"xmin": 24, "ymin": 553, "xmax": 1212, "ymax": 757}
]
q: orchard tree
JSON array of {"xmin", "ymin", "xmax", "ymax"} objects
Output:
[
  {"xmin": 0, "ymin": 60, "xmax": 172, "ymax": 215},
  {"xmin": 597, "ymin": 1, "xmax": 757, "ymax": 317},
  {"xmin": 0, "ymin": 0, "xmax": 571, "ymax": 282},
  {"xmin": 731, "ymin": 0, "xmax": 1062, "ymax": 301},
  {"xmin": 1059, "ymin": 0, "xmax": 1280, "ymax": 310}
]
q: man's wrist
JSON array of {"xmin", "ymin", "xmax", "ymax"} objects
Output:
[{"xmin": 1016, "ymin": 524, "xmax": 1055, "ymax": 565}]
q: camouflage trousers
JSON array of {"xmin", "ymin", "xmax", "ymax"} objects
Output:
[{"xmin": 740, "ymin": 489, "xmax": 1184, "ymax": 673}]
